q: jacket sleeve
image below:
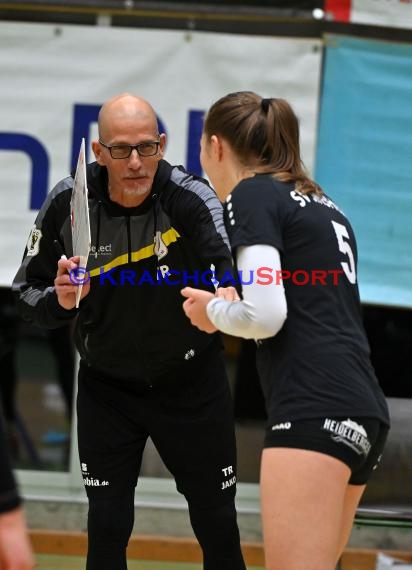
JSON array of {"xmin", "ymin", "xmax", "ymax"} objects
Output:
[
  {"xmin": 12, "ymin": 178, "xmax": 78, "ymax": 329},
  {"xmin": 165, "ymin": 166, "xmax": 236, "ymax": 285}
]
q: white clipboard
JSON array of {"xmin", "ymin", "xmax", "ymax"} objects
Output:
[{"xmin": 70, "ymin": 138, "xmax": 91, "ymax": 308}]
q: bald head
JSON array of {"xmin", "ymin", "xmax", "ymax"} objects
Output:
[
  {"xmin": 92, "ymin": 92, "xmax": 166, "ymax": 207},
  {"xmin": 98, "ymin": 93, "xmax": 158, "ymax": 140}
]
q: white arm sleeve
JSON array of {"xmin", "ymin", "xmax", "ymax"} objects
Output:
[{"xmin": 206, "ymin": 244, "xmax": 287, "ymax": 340}]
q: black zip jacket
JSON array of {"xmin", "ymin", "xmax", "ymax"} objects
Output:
[{"xmin": 13, "ymin": 160, "xmax": 234, "ymax": 381}]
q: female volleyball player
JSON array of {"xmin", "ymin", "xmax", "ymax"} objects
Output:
[{"xmin": 182, "ymin": 91, "xmax": 390, "ymax": 570}]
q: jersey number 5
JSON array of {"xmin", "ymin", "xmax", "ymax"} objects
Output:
[{"xmin": 331, "ymin": 221, "xmax": 357, "ymax": 284}]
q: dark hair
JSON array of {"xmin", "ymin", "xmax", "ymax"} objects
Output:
[{"xmin": 203, "ymin": 91, "xmax": 322, "ymax": 195}]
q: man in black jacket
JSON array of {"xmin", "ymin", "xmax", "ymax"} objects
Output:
[{"xmin": 13, "ymin": 93, "xmax": 246, "ymax": 570}]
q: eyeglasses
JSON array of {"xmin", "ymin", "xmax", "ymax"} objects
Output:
[{"xmin": 99, "ymin": 139, "xmax": 160, "ymax": 159}]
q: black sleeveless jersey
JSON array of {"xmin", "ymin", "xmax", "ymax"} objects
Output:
[{"xmin": 224, "ymin": 174, "xmax": 390, "ymax": 426}]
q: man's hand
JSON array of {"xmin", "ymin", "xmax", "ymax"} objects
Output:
[
  {"xmin": 54, "ymin": 255, "xmax": 90, "ymax": 310},
  {"xmin": 181, "ymin": 287, "xmax": 217, "ymax": 333}
]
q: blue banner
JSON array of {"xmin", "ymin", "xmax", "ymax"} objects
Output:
[{"xmin": 315, "ymin": 35, "xmax": 412, "ymax": 308}]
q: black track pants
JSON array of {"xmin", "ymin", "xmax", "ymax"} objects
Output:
[{"xmin": 77, "ymin": 349, "xmax": 246, "ymax": 569}]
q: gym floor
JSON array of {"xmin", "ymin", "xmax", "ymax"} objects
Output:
[{"xmin": 35, "ymin": 556, "xmax": 264, "ymax": 570}]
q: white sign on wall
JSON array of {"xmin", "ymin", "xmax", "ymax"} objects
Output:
[
  {"xmin": 353, "ymin": 0, "xmax": 412, "ymax": 28},
  {"xmin": 0, "ymin": 21, "xmax": 322, "ymax": 285},
  {"xmin": 326, "ymin": 0, "xmax": 412, "ymax": 29}
]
